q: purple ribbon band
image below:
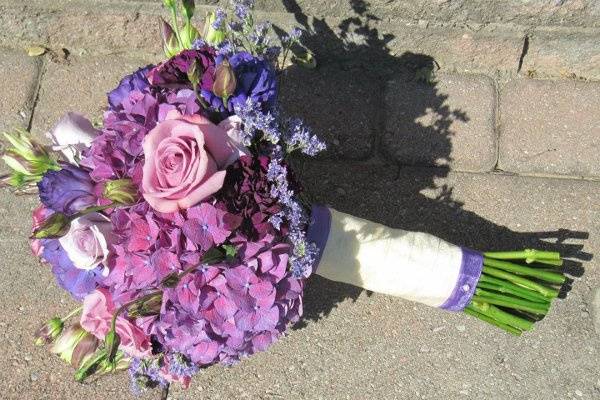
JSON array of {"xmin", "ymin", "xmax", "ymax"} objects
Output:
[
  {"xmin": 439, "ymin": 247, "xmax": 484, "ymax": 311},
  {"xmin": 306, "ymin": 205, "xmax": 332, "ymax": 273}
]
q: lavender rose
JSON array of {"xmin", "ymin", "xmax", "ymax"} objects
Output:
[
  {"xmin": 48, "ymin": 113, "xmax": 100, "ymax": 164},
  {"xmin": 58, "ymin": 213, "xmax": 114, "ymax": 272},
  {"xmin": 38, "ymin": 164, "xmax": 98, "ymax": 215},
  {"xmin": 141, "ymin": 111, "xmax": 248, "ymax": 213}
]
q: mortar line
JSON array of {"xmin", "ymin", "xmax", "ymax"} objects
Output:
[{"xmin": 491, "ymin": 76, "xmax": 501, "ymax": 172}]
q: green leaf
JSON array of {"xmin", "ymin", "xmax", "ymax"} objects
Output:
[
  {"xmin": 223, "ymin": 244, "xmax": 237, "ymax": 261},
  {"xmin": 27, "ymin": 45, "xmax": 47, "ymax": 57},
  {"xmin": 292, "ymin": 50, "xmax": 317, "ymax": 69}
]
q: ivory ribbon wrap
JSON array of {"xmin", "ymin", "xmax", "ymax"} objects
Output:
[{"xmin": 307, "ymin": 206, "xmax": 483, "ymax": 311}]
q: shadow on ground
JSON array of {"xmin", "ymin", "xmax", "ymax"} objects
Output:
[{"xmin": 274, "ymin": 0, "xmax": 591, "ymax": 329}]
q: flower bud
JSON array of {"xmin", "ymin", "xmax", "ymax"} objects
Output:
[
  {"xmin": 128, "ymin": 292, "xmax": 163, "ymax": 318},
  {"xmin": 70, "ymin": 333, "xmax": 99, "ymax": 368},
  {"xmin": 31, "ymin": 212, "xmax": 71, "ymax": 239},
  {"xmin": 104, "ymin": 329, "xmax": 121, "ymax": 363},
  {"xmin": 187, "ymin": 59, "xmax": 201, "ymax": 88},
  {"xmin": 51, "ymin": 323, "xmax": 91, "ymax": 365},
  {"xmin": 159, "ymin": 17, "xmax": 180, "ymax": 58},
  {"xmin": 1, "ymin": 130, "xmax": 59, "ymax": 188},
  {"xmin": 181, "ymin": 21, "xmax": 200, "ymax": 49},
  {"xmin": 202, "ymin": 11, "xmax": 226, "ymax": 46},
  {"xmin": 103, "ymin": 178, "xmax": 140, "ymax": 205},
  {"xmin": 34, "ymin": 317, "xmax": 64, "ymax": 346},
  {"xmin": 181, "ymin": 0, "xmax": 195, "ymax": 21},
  {"xmin": 212, "ymin": 60, "xmax": 237, "ymax": 100}
]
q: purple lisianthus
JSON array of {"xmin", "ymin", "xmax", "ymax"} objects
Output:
[
  {"xmin": 108, "ymin": 65, "xmax": 153, "ymax": 110},
  {"xmin": 147, "ymin": 48, "xmax": 216, "ymax": 91},
  {"xmin": 41, "ymin": 239, "xmax": 104, "ymax": 300},
  {"xmin": 203, "ymin": 52, "xmax": 277, "ymax": 114},
  {"xmin": 38, "ymin": 164, "xmax": 98, "ymax": 215}
]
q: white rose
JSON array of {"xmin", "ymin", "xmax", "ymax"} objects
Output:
[
  {"xmin": 59, "ymin": 213, "xmax": 113, "ymax": 272},
  {"xmin": 47, "ymin": 113, "xmax": 100, "ymax": 164}
]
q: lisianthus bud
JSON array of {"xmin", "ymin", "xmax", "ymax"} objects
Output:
[
  {"xmin": 70, "ymin": 332, "xmax": 99, "ymax": 368},
  {"xmin": 181, "ymin": 21, "xmax": 200, "ymax": 49},
  {"xmin": 1, "ymin": 130, "xmax": 59, "ymax": 188},
  {"xmin": 203, "ymin": 11, "xmax": 226, "ymax": 46},
  {"xmin": 213, "ymin": 60, "xmax": 237, "ymax": 100},
  {"xmin": 104, "ymin": 329, "xmax": 121, "ymax": 363},
  {"xmin": 34, "ymin": 317, "xmax": 64, "ymax": 346},
  {"xmin": 103, "ymin": 178, "xmax": 140, "ymax": 205},
  {"xmin": 51, "ymin": 323, "xmax": 92, "ymax": 365},
  {"xmin": 187, "ymin": 59, "xmax": 201, "ymax": 88},
  {"xmin": 31, "ymin": 212, "xmax": 71, "ymax": 239},
  {"xmin": 128, "ymin": 292, "xmax": 163, "ymax": 318},
  {"xmin": 159, "ymin": 17, "xmax": 180, "ymax": 58},
  {"xmin": 181, "ymin": 0, "xmax": 195, "ymax": 21}
]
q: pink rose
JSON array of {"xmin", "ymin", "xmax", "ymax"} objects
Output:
[
  {"xmin": 80, "ymin": 288, "xmax": 152, "ymax": 359},
  {"xmin": 141, "ymin": 112, "xmax": 248, "ymax": 213}
]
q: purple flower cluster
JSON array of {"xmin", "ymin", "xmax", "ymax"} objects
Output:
[
  {"xmin": 232, "ymin": 98, "xmax": 280, "ymax": 145},
  {"xmin": 283, "ymin": 118, "xmax": 327, "ymax": 156},
  {"xmin": 41, "ymin": 239, "xmax": 105, "ymax": 300},
  {"xmin": 267, "ymin": 152, "xmax": 320, "ymax": 278},
  {"xmin": 155, "ymin": 240, "xmax": 303, "ymax": 366},
  {"xmin": 28, "ymin": 6, "xmax": 326, "ymax": 391}
]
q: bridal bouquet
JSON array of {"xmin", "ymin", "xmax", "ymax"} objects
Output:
[{"xmin": 0, "ymin": 0, "xmax": 566, "ymax": 397}]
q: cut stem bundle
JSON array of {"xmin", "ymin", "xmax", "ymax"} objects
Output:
[{"xmin": 465, "ymin": 249, "xmax": 566, "ymax": 335}]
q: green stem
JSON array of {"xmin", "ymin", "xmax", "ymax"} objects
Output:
[
  {"xmin": 469, "ymin": 301, "xmax": 534, "ymax": 331},
  {"xmin": 483, "ymin": 258, "xmax": 566, "ymax": 284},
  {"xmin": 464, "ymin": 306, "xmax": 522, "ymax": 336},
  {"xmin": 473, "ymin": 292, "xmax": 549, "ymax": 315},
  {"xmin": 476, "ymin": 280, "xmax": 549, "ymax": 304},
  {"xmin": 170, "ymin": 7, "xmax": 183, "ymax": 48},
  {"xmin": 110, "ymin": 291, "xmax": 163, "ymax": 332},
  {"xmin": 76, "ymin": 203, "xmax": 115, "ymax": 217},
  {"xmin": 61, "ymin": 306, "xmax": 83, "ymax": 322},
  {"xmin": 483, "ymin": 249, "xmax": 561, "ymax": 262},
  {"xmin": 527, "ymin": 258, "xmax": 564, "ymax": 267},
  {"xmin": 483, "ymin": 266, "xmax": 559, "ymax": 299},
  {"xmin": 74, "ymin": 349, "xmax": 108, "ymax": 383}
]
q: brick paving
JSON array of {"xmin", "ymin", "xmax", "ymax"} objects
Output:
[{"xmin": 0, "ymin": 1, "xmax": 599, "ymax": 399}]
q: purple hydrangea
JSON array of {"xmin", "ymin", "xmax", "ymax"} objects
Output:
[
  {"xmin": 153, "ymin": 241, "xmax": 303, "ymax": 367},
  {"xmin": 37, "ymin": 164, "xmax": 98, "ymax": 215},
  {"xmin": 41, "ymin": 239, "xmax": 104, "ymax": 300},
  {"xmin": 108, "ymin": 65, "xmax": 153, "ymax": 110}
]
